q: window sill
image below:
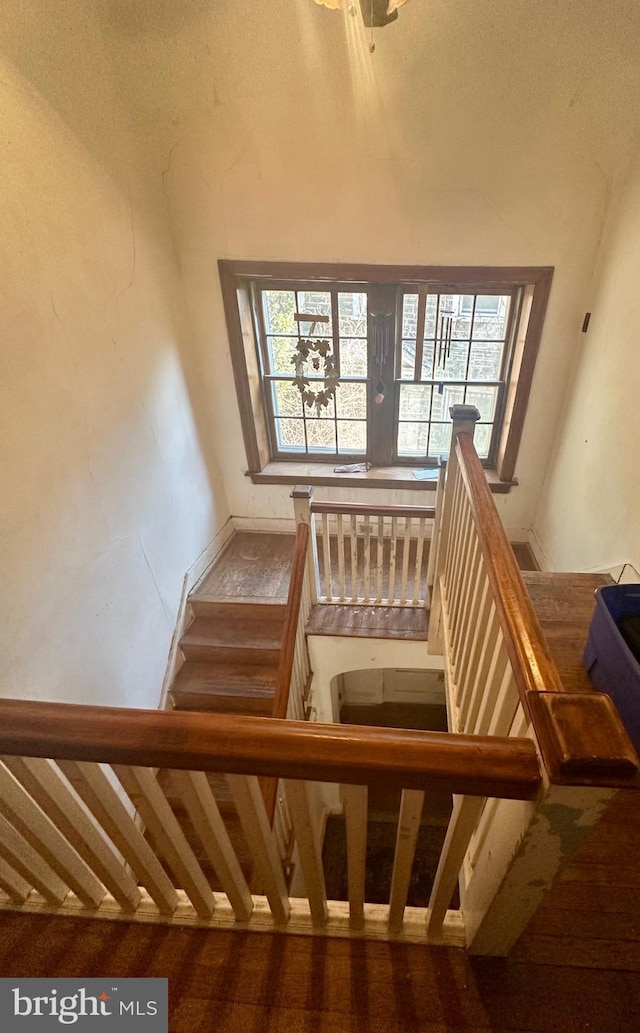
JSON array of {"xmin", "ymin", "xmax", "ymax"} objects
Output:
[{"xmin": 247, "ymin": 462, "xmax": 516, "ymax": 494}]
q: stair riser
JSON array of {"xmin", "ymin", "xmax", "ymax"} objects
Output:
[
  {"xmin": 181, "ymin": 643, "xmax": 280, "ymax": 666},
  {"xmin": 169, "ymin": 691, "xmax": 275, "ymax": 716},
  {"xmin": 189, "ymin": 600, "xmax": 287, "ymax": 623}
]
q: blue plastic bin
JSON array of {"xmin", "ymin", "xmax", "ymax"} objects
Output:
[{"xmin": 583, "ymin": 583, "xmax": 640, "ymax": 752}]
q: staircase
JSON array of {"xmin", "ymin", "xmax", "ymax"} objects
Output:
[{"xmin": 169, "ymin": 599, "xmax": 286, "ymax": 717}]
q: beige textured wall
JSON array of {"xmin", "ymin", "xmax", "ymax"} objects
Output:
[
  {"xmin": 534, "ymin": 143, "xmax": 640, "ymax": 574},
  {"xmin": 0, "ymin": 1, "xmax": 229, "ymax": 707},
  {"xmin": 101, "ymin": 0, "xmax": 640, "ymax": 534}
]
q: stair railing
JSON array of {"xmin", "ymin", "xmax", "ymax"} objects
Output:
[
  {"xmin": 427, "ymin": 403, "xmax": 639, "ymax": 953},
  {"xmin": 292, "ymin": 488, "xmax": 436, "ymax": 608},
  {"xmin": 0, "ymin": 698, "xmax": 540, "ymax": 949}
]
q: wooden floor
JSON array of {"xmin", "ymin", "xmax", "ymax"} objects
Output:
[
  {"xmin": 2, "ymin": 544, "xmax": 639, "ymax": 1027},
  {"xmin": 192, "ymin": 532, "xmax": 295, "ymax": 604},
  {"xmin": 1, "ymin": 859, "xmax": 639, "ymax": 1033},
  {"xmin": 192, "ymin": 533, "xmax": 539, "ymax": 641}
]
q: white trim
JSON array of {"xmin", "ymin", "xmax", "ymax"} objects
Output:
[
  {"xmin": 0, "ymin": 889, "xmax": 466, "ymax": 947},
  {"xmin": 232, "ymin": 515, "xmax": 296, "ymax": 534},
  {"xmin": 157, "ymin": 518, "xmax": 235, "ymax": 710},
  {"xmin": 528, "ymin": 529, "xmax": 551, "ymax": 572},
  {"xmin": 189, "ymin": 517, "xmax": 236, "ymax": 591}
]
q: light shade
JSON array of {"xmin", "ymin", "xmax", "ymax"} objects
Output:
[{"xmin": 314, "ymin": 0, "xmax": 409, "ymax": 12}]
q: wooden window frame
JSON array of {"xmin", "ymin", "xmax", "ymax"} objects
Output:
[{"xmin": 219, "ymin": 260, "xmax": 553, "ymax": 492}]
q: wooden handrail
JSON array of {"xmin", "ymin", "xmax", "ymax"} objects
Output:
[
  {"xmin": 273, "ymin": 522, "xmax": 309, "ymax": 720},
  {"xmin": 0, "ymin": 700, "xmax": 541, "ymax": 800},
  {"xmin": 455, "ymin": 432, "xmax": 639, "ymax": 786},
  {"xmin": 310, "ymin": 502, "xmax": 436, "ymax": 520}
]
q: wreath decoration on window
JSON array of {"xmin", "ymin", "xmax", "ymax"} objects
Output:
[{"xmin": 291, "ymin": 338, "xmax": 340, "ymax": 416}]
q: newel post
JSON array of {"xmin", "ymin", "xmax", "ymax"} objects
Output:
[
  {"xmin": 291, "ymin": 485, "xmax": 319, "ymax": 605},
  {"xmin": 428, "ymin": 405, "xmax": 480, "ymax": 654}
]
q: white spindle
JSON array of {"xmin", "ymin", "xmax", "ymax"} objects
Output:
[
  {"xmin": 456, "ymin": 572, "xmax": 490, "ymax": 710},
  {"xmin": 350, "ymin": 514, "xmax": 358, "ymax": 602},
  {"xmin": 427, "ymin": 794, "xmax": 485, "ymax": 941},
  {"xmin": 337, "ymin": 513, "xmax": 346, "ymax": 601},
  {"xmin": 426, "ymin": 466, "xmax": 445, "ymax": 595},
  {"xmin": 4, "ymin": 756, "xmax": 140, "ymax": 913},
  {"xmin": 61, "ymin": 760, "xmax": 178, "ymax": 915},
  {"xmin": 388, "ymin": 789, "xmax": 424, "ymax": 933},
  {"xmin": 412, "ymin": 516, "xmax": 427, "ymax": 605},
  {"xmin": 443, "ymin": 470, "xmax": 464, "ymax": 587},
  {"xmin": 0, "ymin": 762, "xmax": 105, "ymax": 909},
  {"xmin": 170, "ymin": 770, "xmax": 253, "ymax": 922},
  {"xmin": 487, "ymin": 668, "xmax": 520, "ymax": 738},
  {"xmin": 284, "ymin": 780, "xmax": 328, "ymax": 927},
  {"xmin": 0, "ymin": 857, "xmax": 32, "ymax": 903},
  {"xmin": 472, "ymin": 640, "xmax": 509, "ymax": 737},
  {"xmin": 451, "ymin": 537, "xmax": 481, "ymax": 664},
  {"xmin": 459, "ymin": 604, "xmax": 500, "ymax": 733},
  {"xmin": 375, "ymin": 516, "xmax": 384, "ymax": 604},
  {"xmin": 388, "ymin": 516, "xmax": 398, "ymax": 604},
  {"xmin": 0, "ymin": 814, "xmax": 68, "ymax": 905},
  {"xmin": 115, "ymin": 765, "xmax": 214, "ymax": 919},
  {"xmin": 321, "ymin": 513, "xmax": 333, "ymax": 602},
  {"xmin": 362, "ymin": 516, "xmax": 371, "ymax": 602},
  {"xmin": 399, "ymin": 517, "xmax": 412, "ymax": 605},
  {"xmin": 227, "ymin": 774, "xmax": 290, "ymax": 926},
  {"xmin": 342, "ymin": 783, "xmax": 368, "ymax": 930}
]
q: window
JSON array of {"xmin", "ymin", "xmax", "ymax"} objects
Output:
[{"xmin": 219, "ymin": 262, "xmax": 553, "ymax": 489}]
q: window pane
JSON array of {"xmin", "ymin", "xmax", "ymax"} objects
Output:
[
  {"xmin": 263, "ymin": 291, "xmax": 296, "ymax": 335},
  {"xmin": 296, "ymin": 291, "xmax": 332, "ymax": 334},
  {"xmin": 430, "ymin": 385, "xmax": 465, "ymax": 422},
  {"xmin": 466, "ymin": 385, "xmax": 498, "ymax": 422},
  {"xmin": 402, "ymin": 294, "xmax": 418, "ymax": 338},
  {"xmin": 472, "ymin": 296, "xmax": 510, "ymax": 339},
  {"xmin": 468, "ymin": 340, "xmax": 503, "ymax": 380},
  {"xmin": 306, "ymin": 419, "xmax": 336, "ymax": 453},
  {"xmin": 400, "ymin": 340, "xmax": 415, "ymax": 379},
  {"xmin": 473, "ymin": 423, "xmax": 492, "ymax": 458},
  {"xmin": 336, "ymin": 382, "xmax": 367, "ymax": 419},
  {"xmin": 271, "ymin": 380, "xmax": 303, "ymax": 418},
  {"xmin": 421, "ymin": 341, "xmax": 435, "ymax": 380},
  {"xmin": 434, "ymin": 340, "xmax": 469, "ymax": 380},
  {"xmin": 337, "ymin": 421, "xmax": 366, "ymax": 453},
  {"xmin": 340, "ymin": 338, "xmax": 368, "ymax": 377},
  {"xmin": 438, "ymin": 295, "xmax": 472, "ymax": 340},
  {"xmin": 397, "ymin": 422, "xmax": 428, "ymax": 456},
  {"xmin": 339, "ymin": 292, "xmax": 367, "ymax": 337},
  {"xmin": 314, "ymin": 393, "xmax": 336, "ymax": 419},
  {"xmin": 424, "ymin": 294, "xmax": 438, "ymax": 338},
  {"xmin": 275, "ymin": 418, "xmax": 305, "ymax": 451},
  {"xmin": 267, "ymin": 336, "xmax": 297, "ymax": 375},
  {"xmin": 428, "ymin": 423, "xmax": 452, "ymax": 458},
  {"xmin": 399, "ymin": 384, "xmax": 432, "ymax": 421}
]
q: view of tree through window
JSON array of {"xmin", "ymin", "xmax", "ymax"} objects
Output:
[{"xmin": 254, "ymin": 282, "xmax": 516, "ymax": 466}]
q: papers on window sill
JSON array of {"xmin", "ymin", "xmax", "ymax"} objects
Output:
[{"xmin": 333, "ymin": 462, "xmax": 372, "ymax": 473}]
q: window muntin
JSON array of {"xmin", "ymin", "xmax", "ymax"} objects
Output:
[
  {"xmin": 253, "ymin": 279, "xmax": 519, "ymax": 466},
  {"xmin": 396, "ymin": 290, "xmax": 515, "ymax": 463},
  {"xmin": 258, "ymin": 287, "xmax": 368, "ymax": 459}
]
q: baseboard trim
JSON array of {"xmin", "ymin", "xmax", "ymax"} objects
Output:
[
  {"xmin": 528, "ymin": 529, "xmax": 552, "ymax": 572},
  {"xmin": 157, "ymin": 518, "xmax": 235, "ymax": 710},
  {"xmin": 232, "ymin": 515, "xmax": 296, "ymax": 534}
]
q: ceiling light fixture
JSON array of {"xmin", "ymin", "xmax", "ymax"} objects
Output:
[{"xmin": 314, "ymin": 0, "xmax": 409, "ymax": 29}]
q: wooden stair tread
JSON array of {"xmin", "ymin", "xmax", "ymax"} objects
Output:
[
  {"xmin": 173, "ymin": 661, "xmax": 279, "ymax": 693},
  {"xmin": 181, "ymin": 616, "xmax": 284, "ymax": 650}
]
